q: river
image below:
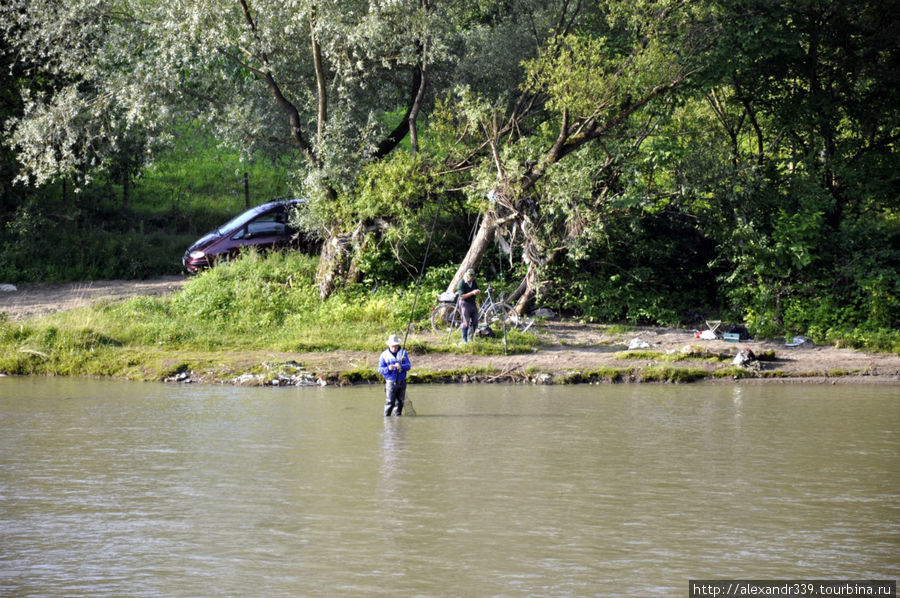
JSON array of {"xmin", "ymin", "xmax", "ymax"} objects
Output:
[{"xmin": 1, "ymin": 378, "xmax": 897, "ymax": 596}]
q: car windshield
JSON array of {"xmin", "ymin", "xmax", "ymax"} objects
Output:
[{"xmin": 216, "ymin": 204, "xmax": 274, "ymax": 235}]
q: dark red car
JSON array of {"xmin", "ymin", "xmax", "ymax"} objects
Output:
[{"xmin": 182, "ymin": 198, "xmax": 311, "ymax": 274}]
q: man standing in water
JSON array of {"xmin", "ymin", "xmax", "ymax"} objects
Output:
[
  {"xmin": 456, "ymin": 268, "xmax": 481, "ymax": 344},
  {"xmin": 378, "ymin": 334, "xmax": 411, "ymax": 416}
]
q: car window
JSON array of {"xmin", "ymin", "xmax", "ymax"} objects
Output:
[
  {"xmin": 218, "ymin": 207, "xmax": 265, "ymax": 234},
  {"xmin": 215, "ymin": 200, "xmax": 306, "ymax": 236},
  {"xmin": 232, "ymin": 212, "xmax": 290, "ymax": 239}
]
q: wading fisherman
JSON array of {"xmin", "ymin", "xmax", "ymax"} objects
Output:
[
  {"xmin": 456, "ymin": 268, "xmax": 481, "ymax": 344},
  {"xmin": 378, "ymin": 334, "xmax": 411, "ymax": 416}
]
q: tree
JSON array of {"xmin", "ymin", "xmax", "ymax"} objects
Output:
[
  {"xmin": 573, "ymin": 0, "xmax": 900, "ymax": 330},
  {"xmin": 699, "ymin": 0, "xmax": 900, "ymax": 331},
  {"xmin": 438, "ymin": 0, "xmax": 718, "ymax": 313},
  {"xmin": 1, "ymin": 0, "xmax": 470, "ymax": 293},
  {"xmin": 0, "ymin": 27, "xmax": 28, "ymax": 219}
]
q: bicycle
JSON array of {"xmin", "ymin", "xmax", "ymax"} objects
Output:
[{"xmin": 430, "ymin": 287, "xmax": 526, "ymax": 333}]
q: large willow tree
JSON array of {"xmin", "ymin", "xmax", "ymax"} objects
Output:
[
  {"xmin": 2, "ymin": 0, "xmax": 464, "ymax": 294},
  {"xmin": 1, "ymin": 0, "xmax": 455, "ymax": 180},
  {"xmin": 4, "ymin": 0, "xmax": 895, "ymax": 333},
  {"xmin": 435, "ymin": 0, "xmax": 721, "ymax": 312},
  {"xmin": 2, "ymin": 0, "xmax": 590, "ymax": 296}
]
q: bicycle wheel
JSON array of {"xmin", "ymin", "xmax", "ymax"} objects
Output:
[
  {"xmin": 485, "ymin": 302, "xmax": 523, "ymax": 331},
  {"xmin": 431, "ymin": 303, "xmax": 461, "ymax": 332}
]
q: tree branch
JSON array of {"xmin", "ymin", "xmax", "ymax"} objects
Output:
[
  {"xmin": 373, "ymin": 65, "xmax": 423, "ymax": 159},
  {"xmin": 310, "ymin": 7, "xmax": 327, "ymax": 148},
  {"xmin": 408, "ymin": 52, "xmax": 427, "ymax": 155},
  {"xmin": 236, "ymin": 0, "xmax": 318, "ymax": 166}
]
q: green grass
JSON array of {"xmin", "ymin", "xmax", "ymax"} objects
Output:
[
  {"xmin": 826, "ymin": 329, "xmax": 900, "ymax": 354},
  {"xmin": 337, "ymin": 367, "xmax": 382, "ymax": 384},
  {"xmin": 135, "ymin": 121, "xmax": 293, "ymax": 210},
  {"xmin": 0, "ymin": 124, "xmax": 295, "ymax": 283},
  {"xmin": 99, "ymin": 251, "xmax": 418, "ymax": 352},
  {"xmin": 1, "ymin": 247, "xmax": 894, "ymax": 383},
  {"xmin": 639, "ymin": 366, "xmax": 709, "ymax": 383},
  {"xmin": 559, "ymin": 367, "xmax": 633, "ymax": 383},
  {"xmin": 613, "ymin": 348, "xmax": 732, "ymax": 362},
  {"xmin": 712, "ymin": 367, "xmax": 757, "ymax": 379},
  {"xmin": 408, "ymin": 366, "xmax": 501, "ymax": 383},
  {"xmin": 0, "ymin": 251, "xmax": 539, "ymax": 380},
  {"xmin": 601, "ymin": 324, "xmax": 638, "ymax": 335},
  {"xmin": 424, "ymin": 330, "xmax": 537, "ymax": 355}
]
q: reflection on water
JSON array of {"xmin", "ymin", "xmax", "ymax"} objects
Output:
[{"xmin": 0, "ymin": 378, "xmax": 897, "ymax": 596}]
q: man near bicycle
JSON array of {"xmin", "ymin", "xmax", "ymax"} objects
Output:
[{"xmin": 456, "ymin": 268, "xmax": 481, "ymax": 344}]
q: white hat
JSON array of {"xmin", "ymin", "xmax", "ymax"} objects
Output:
[{"xmin": 386, "ymin": 334, "xmax": 403, "ymax": 346}]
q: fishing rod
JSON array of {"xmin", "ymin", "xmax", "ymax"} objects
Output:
[
  {"xmin": 401, "ymin": 193, "xmax": 443, "ymax": 347},
  {"xmin": 393, "ymin": 194, "xmax": 443, "ymax": 417}
]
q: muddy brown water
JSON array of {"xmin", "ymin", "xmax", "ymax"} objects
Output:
[{"xmin": 1, "ymin": 379, "xmax": 897, "ymax": 596}]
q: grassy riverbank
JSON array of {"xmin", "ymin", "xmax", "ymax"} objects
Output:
[
  {"xmin": 0, "ymin": 274, "xmax": 900, "ymax": 385},
  {"xmin": 0, "ymin": 252, "xmax": 537, "ymax": 381},
  {"xmin": 1, "ymin": 252, "xmax": 898, "ymax": 385}
]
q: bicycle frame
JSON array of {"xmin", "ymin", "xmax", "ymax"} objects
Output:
[
  {"xmin": 430, "ymin": 286, "xmax": 528, "ymax": 334},
  {"xmin": 474, "ymin": 288, "xmax": 498, "ymax": 323}
]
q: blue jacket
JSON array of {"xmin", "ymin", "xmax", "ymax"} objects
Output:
[{"xmin": 378, "ymin": 348, "xmax": 411, "ymax": 383}]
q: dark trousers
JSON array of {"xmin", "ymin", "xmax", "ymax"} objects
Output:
[
  {"xmin": 460, "ymin": 301, "xmax": 478, "ymax": 342},
  {"xmin": 384, "ymin": 380, "xmax": 406, "ymax": 416}
]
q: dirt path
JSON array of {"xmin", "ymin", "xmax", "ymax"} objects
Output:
[
  {"xmin": 301, "ymin": 321, "xmax": 900, "ymax": 383},
  {"xmin": 0, "ymin": 276, "xmax": 188, "ymax": 320},
  {"xmin": 1, "ymin": 277, "xmax": 898, "ymax": 383}
]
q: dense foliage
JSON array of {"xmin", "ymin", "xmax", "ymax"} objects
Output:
[
  {"xmin": 1, "ymin": 0, "xmax": 897, "ymax": 348},
  {"xmin": 0, "ymin": 127, "xmax": 291, "ymax": 282}
]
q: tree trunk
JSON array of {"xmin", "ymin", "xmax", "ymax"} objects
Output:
[
  {"xmin": 506, "ymin": 275, "xmax": 529, "ymax": 306},
  {"xmin": 445, "ymin": 215, "xmax": 497, "ymax": 293},
  {"xmin": 513, "ymin": 262, "xmax": 539, "ymax": 315},
  {"xmin": 316, "ymin": 235, "xmax": 351, "ymax": 299},
  {"xmin": 408, "ymin": 63, "xmax": 426, "ymax": 155},
  {"xmin": 310, "ymin": 8, "xmax": 327, "ymax": 148},
  {"xmin": 315, "ymin": 224, "xmax": 377, "ymax": 298},
  {"xmin": 122, "ymin": 169, "xmax": 131, "ymax": 211}
]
